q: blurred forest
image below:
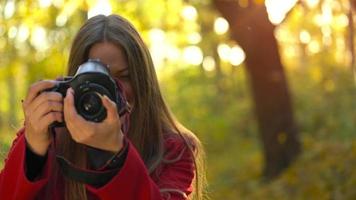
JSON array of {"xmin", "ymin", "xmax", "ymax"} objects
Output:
[{"xmin": 0, "ymin": 0, "xmax": 355, "ymax": 199}]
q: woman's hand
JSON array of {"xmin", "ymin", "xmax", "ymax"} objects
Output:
[
  {"xmin": 22, "ymin": 81, "xmax": 64, "ymax": 156},
  {"xmin": 63, "ymin": 88, "xmax": 124, "ymax": 153}
]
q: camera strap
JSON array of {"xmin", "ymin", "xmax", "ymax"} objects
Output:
[
  {"xmin": 53, "ymin": 111, "xmax": 130, "ymax": 186},
  {"xmin": 53, "ymin": 107, "xmax": 131, "ymax": 187},
  {"xmin": 56, "ymin": 154, "xmax": 120, "ymax": 187}
]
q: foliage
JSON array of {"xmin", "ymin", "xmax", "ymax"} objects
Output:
[
  {"xmin": 159, "ymin": 59, "xmax": 355, "ymax": 199},
  {"xmin": 246, "ymin": 138, "xmax": 356, "ymax": 200}
]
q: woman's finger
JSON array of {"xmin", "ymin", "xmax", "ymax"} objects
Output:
[
  {"xmin": 100, "ymin": 95, "xmax": 119, "ymax": 122},
  {"xmin": 24, "ymin": 80, "xmax": 57, "ymax": 107},
  {"xmin": 30, "ymin": 92, "xmax": 63, "ymax": 114},
  {"xmin": 63, "ymin": 88, "xmax": 77, "ymax": 120},
  {"xmin": 41, "ymin": 111, "xmax": 63, "ymax": 127},
  {"xmin": 29, "ymin": 111, "xmax": 63, "ymax": 133},
  {"xmin": 63, "ymin": 88, "xmax": 80, "ymax": 139},
  {"xmin": 63, "ymin": 88, "xmax": 88, "ymax": 134},
  {"xmin": 33, "ymin": 101, "xmax": 63, "ymax": 118}
]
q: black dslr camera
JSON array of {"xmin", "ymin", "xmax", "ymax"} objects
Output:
[{"xmin": 47, "ymin": 59, "xmax": 127, "ymax": 127}]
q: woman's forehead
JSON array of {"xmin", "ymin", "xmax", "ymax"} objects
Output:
[{"xmin": 88, "ymin": 42, "xmax": 128, "ymax": 72}]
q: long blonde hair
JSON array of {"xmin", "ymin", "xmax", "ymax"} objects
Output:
[{"xmin": 59, "ymin": 14, "xmax": 206, "ymax": 200}]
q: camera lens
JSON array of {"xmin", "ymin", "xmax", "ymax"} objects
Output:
[
  {"xmin": 79, "ymin": 92, "xmax": 102, "ymax": 116},
  {"xmin": 73, "ymin": 76, "xmax": 114, "ymax": 122}
]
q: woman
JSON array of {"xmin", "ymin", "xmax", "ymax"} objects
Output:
[{"xmin": 0, "ymin": 14, "xmax": 206, "ymax": 200}]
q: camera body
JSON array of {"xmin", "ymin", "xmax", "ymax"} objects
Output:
[{"xmin": 48, "ymin": 59, "xmax": 127, "ymax": 127}]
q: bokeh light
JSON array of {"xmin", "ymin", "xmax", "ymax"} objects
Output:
[
  {"xmin": 31, "ymin": 26, "xmax": 49, "ymax": 51},
  {"xmin": 202, "ymin": 56, "xmax": 216, "ymax": 71},
  {"xmin": 305, "ymin": 0, "xmax": 319, "ymax": 8},
  {"xmin": 87, "ymin": 0, "xmax": 112, "ymax": 19},
  {"xmin": 7, "ymin": 26, "xmax": 17, "ymax": 39},
  {"xmin": 181, "ymin": 5, "xmax": 198, "ymax": 21},
  {"xmin": 56, "ymin": 14, "xmax": 68, "ymax": 27},
  {"xmin": 187, "ymin": 32, "xmax": 202, "ymax": 44},
  {"xmin": 229, "ymin": 45, "xmax": 245, "ymax": 66},
  {"xmin": 307, "ymin": 40, "xmax": 321, "ymax": 54},
  {"xmin": 17, "ymin": 24, "xmax": 30, "ymax": 43},
  {"xmin": 214, "ymin": 17, "xmax": 229, "ymax": 35},
  {"xmin": 217, "ymin": 43, "xmax": 231, "ymax": 62},
  {"xmin": 299, "ymin": 30, "xmax": 311, "ymax": 44},
  {"xmin": 265, "ymin": 0, "xmax": 298, "ymax": 24},
  {"xmin": 4, "ymin": 1, "xmax": 15, "ymax": 19},
  {"xmin": 183, "ymin": 46, "xmax": 203, "ymax": 65},
  {"xmin": 38, "ymin": 0, "xmax": 52, "ymax": 8}
]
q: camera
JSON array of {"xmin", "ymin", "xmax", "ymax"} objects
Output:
[{"xmin": 47, "ymin": 59, "xmax": 127, "ymax": 127}]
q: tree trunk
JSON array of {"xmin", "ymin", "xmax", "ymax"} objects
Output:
[{"xmin": 213, "ymin": 0, "xmax": 301, "ymax": 179}]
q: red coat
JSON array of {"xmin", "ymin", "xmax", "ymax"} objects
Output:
[{"xmin": 0, "ymin": 129, "xmax": 195, "ymax": 199}]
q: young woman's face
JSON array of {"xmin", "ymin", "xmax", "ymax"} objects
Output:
[{"xmin": 88, "ymin": 42, "xmax": 134, "ymax": 106}]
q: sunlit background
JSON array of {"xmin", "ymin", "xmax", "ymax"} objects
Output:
[
  {"xmin": 1, "ymin": 0, "xmax": 352, "ymax": 71},
  {"xmin": 0, "ymin": 0, "xmax": 355, "ymax": 199}
]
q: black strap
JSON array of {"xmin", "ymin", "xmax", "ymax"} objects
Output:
[
  {"xmin": 52, "ymin": 115, "xmax": 130, "ymax": 186},
  {"xmin": 56, "ymin": 155, "xmax": 120, "ymax": 187}
]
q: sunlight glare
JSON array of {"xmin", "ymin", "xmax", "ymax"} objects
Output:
[
  {"xmin": 321, "ymin": 26, "xmax": 332, "ymax": 46},
  {"xmin": 8, "ymin": 26, "xmax": 17, "ymax": 39},
  {"xmin": 299, "ymin": 30, "xmax": 311, "ymax": 44},
  {"xmin": 265, "ymin": 0, "xmax": 298, "ymax": 24},
  {"xmin": 4, "ymin": 1, "xmax": 15, "ymax": 19},
  {"xmin": 187, "ymin": 32, "xmax": 202, "ymax": 44},
  {"xmin": 166, "ymin": 45, "xmax": 181, "ymax": 62},
  {"xmin": 31, "ymin": 26, "xmax": 49, "ymax": 51},
  {"xmin": 335, "ymin": 14, "xmax": 349, "ymax": 28},
  {"xmin": 38, "ymin": 0, "xmax": 52, "ymax": 8},
  {"xmin": 183, "ymin": 46, "xmax": 203, "ymax": 65},
  {"xmin": 17, "ymin": 24, "xmax": 30, "ymax": 42},
  {"xmin": 321, "ymin": 26, "xmax": 331, "ymax": 37},
  {"xmin": 202, "ymin": 56, "xmax": 216, "ymax": 71},
  {"xmin": 150, "ymin": 44, "xmax": 164, "ymax": 70},
  {"xmin": 305, "ymin": 0, "xmax": 319, "ymax": 8},
  {"xmin": 214, "ymin": 17, "xmax": 229, "ymax": 35},
  {"xmin": 88, "ymin": 0, "xmax": 112, "ymax": 19},
  {"xmin": 149, "ymin": 28, "xmax": 166, "ymax": 43},
  {"xmin": 149, "ymin": 28, "xmax": 166, "ymax": 69},
  {"xmin": 52, "ymin": 0, "xmax": 64, "ymax": 8},
  {"xmin": 217, "ymin": 43, "xmax": 231, "ymax": 62},
  {"xmin": 229, "ymin": 45, "xmax": 245, "ymax": 66},
  {"xmin": 307, "ymin": 40, "xmax": 320, "ymax": 54},
  {"xmin": 181, "ymin": 5, "xmax": 198, "ymax": 21},
  {"xmin": 56, "ymin": 14, "xmax": 68, "ymax": 27},
  {"xmin": 284, "ymin": 46, "xmax": 298, "ymax": 58},
  {"xmin": 321, "ymin": 2, "xmax": 332, "ymax": 25}
]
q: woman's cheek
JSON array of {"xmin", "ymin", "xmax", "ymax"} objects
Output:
[{"xmin": 122, "ymin": 82, "xmax": 134, "ymax": 105}]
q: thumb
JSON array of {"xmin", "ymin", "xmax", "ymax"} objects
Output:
[{"xmin": 101, "ymin": 94, "xmax": 119, "ymax": 121}]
